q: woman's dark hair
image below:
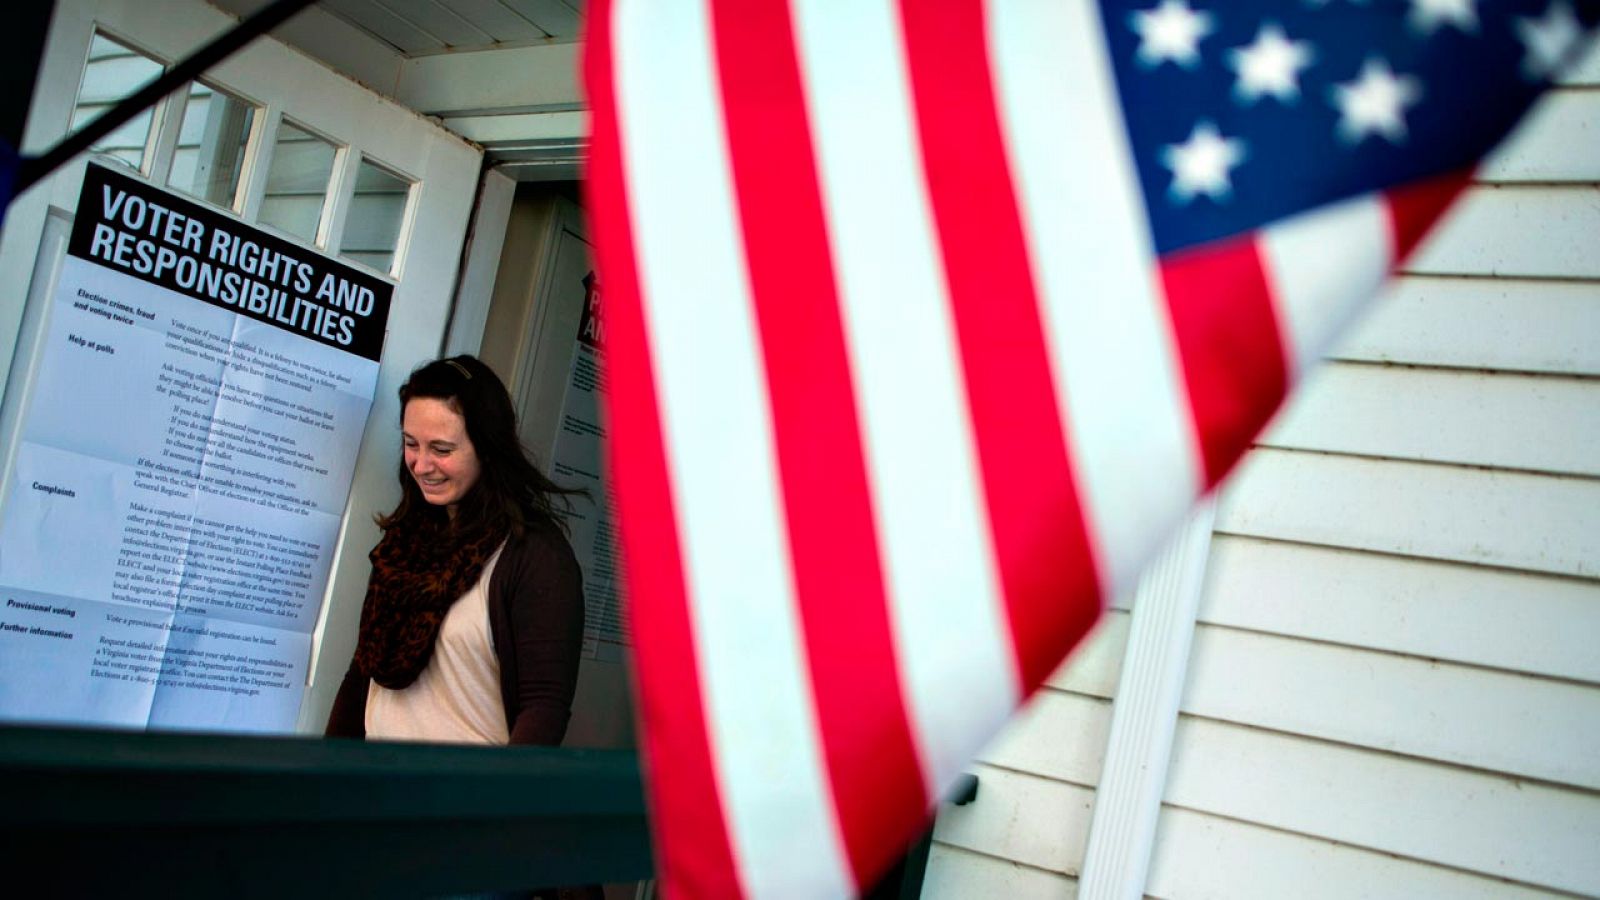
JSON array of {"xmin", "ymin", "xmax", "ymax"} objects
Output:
[{"xmin": 379, "ymin": 354, "xmax": 578, "ymax": 535}]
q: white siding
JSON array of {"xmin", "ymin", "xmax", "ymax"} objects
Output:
[
  {"xmin": 1183, "ymin": 625, "xmax": 1600, "ymax": 790},
  {"xmin": 924, "ymin": 843, "xmax": 1076, "ymax": 899},
  {"xmin": 1216, "ymin": 449, "xmax": 1600, "ymax": 578},
  {"xmin": 1148, "ymin": 55, "xmax": 1600, "ymax": 899},
  {"xmin": 1334, "ymin": 277, "xmax": 1600, "ymax": 376},
  {"xmin": 934, "ymin": 764, "xmax": 1098, "ymax": 876},
  {"xmin": 1482, "ymin": 90, "xmax": 1600, "ymax": 182},
  {"xmin": 1201, "ymin": 537, "xmax": 1600, "ymax": 685},
  {"xmin": 1161, "ymin": 720, "xmax": 1600, "ymax": 895},
  {"xmin": 1407, "ymin": 186, "xmax": 1600, "ymax": 279},
  {"xmin": 1148, "ymin": 807, "xmax": 1564, "ymax": 900},
  {"xmin": 926, "ymin": 610, "xmax": 1128, "ymax": 889},
  {"xmin": 1261, "ymin": 363, "xmax": 1600, "ymax": 476}
]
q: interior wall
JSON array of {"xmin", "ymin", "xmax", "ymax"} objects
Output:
[
  {"xmin": 477, "ymin": 193, "xmax": 556, "ymax": 391},
  {"xmin": 478, "ymin": 180, "xmax": 635, "ymax": 753}
]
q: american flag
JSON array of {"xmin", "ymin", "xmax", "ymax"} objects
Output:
[{"xmin": 581, "ymin": 1, "xmax": 1598, "ymax": 895}]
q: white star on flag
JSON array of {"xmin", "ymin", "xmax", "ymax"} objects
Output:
[
  {"xmin": 1227, "ymin": 23, "xmax": 1315, "ymax": 103},
  {"xmin": 1162, "ymin": 121, "xmax": 1246, "ymax": 203},
  {"xmin": 1410, "ymin": 0, "xmax": 1479, "ymax": 34},
  {"xmin": 1332, "ymin": 58, "xmax": 1424, "ymax": 144},
  {"xmin": 1517, "ymin": 1, "xmax": 1584, "ymax": 78},
  {"xmin": 1130, "ymin": 0, "xmax": 1214, "ymax": 68}
]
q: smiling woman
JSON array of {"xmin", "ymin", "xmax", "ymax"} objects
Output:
[
  {"xmin": 325, "ymin": 355, "xmax": 586, "ymax": 747},
  {"xmin": 403, "ymin": 395, "xmax": 482, "ymax": 512}
]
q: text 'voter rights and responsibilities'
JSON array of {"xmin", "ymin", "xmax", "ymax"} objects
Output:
[{"xmin": 71, "ymin": 165, "xmax": 389, "ymax": 360}]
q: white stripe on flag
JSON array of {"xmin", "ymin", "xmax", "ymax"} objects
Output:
[
  {"xmin": 611, "ymin": 1, "xmax": 853, "ymax": 895},
  {"xmin": 1259, "ymin": 195, "xmax": 1392, "ymax": 379},
  {"xmin": 988, "ymin": 0, "xmax": 1203, "ymax": 593},
  {"xmin": 790, "ymin": 0, "xmax": 1020, "ymax": 795}
]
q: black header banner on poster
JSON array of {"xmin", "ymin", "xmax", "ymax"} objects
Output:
[
  {"xmin": 67, "ymin": 164, "xmax": 393, "ymax": 362},
  {"xmin": 578, "ymin": 271, "xmax": 603, "ymax": 351}
]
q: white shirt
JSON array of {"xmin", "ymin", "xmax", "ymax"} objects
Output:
[{"xmin": 365, "ymin": 544, "xmax": 509, "ymax": 744}]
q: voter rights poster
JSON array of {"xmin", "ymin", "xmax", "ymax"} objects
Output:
[{"xmin": 0, "ymin": 164, "xmax": 391, "ymax": 733}]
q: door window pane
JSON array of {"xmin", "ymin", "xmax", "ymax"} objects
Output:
[
  {"xmin": 167, "ymin": 82, "xmax": 257, "ymax": 210},
  {"xmin": 258, "ymin": 119, "xmax": 337, "ymax": 245},
  {"xmin": 72, "ymin": 33, "xmax": 164, "ymax": 170},
  {"xmin": 340, "ymin": 157, "xmax": 413, "ymax": 274}
]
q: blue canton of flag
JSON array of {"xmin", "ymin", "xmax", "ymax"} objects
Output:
[{"xmin": 1100, "ymin": 0, "xmax": 1600, "ymax": 254}]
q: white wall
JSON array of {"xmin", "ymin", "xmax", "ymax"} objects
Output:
[
  {"xmin": 1144, "ymin": 47, "xmax": 1600, "ymax": 900},
  {"xmin": 923, "ymin": 599, "xmax": 1131, "ymax": 896}
]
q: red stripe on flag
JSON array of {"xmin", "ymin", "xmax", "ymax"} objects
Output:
[
  {"xmin": 581, "ymin": 6, "xmax": 741, "ymax": 896},
  {"xmin": 897, "ymin": 0, "xmax": 1103, "ymax": 692},
  {"xmin": 1387, "ymin": 169, "xmax": 1473, "ymax": 263},
  {"xmin": 1159, "ymin": 237, "xmax": 1288, "ymax": 488},
  {"xmin": 708, "ymin": 0, "xmax": 929, "ymax": 888}
]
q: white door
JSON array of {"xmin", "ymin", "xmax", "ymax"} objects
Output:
[{"xmin": 0, "ymin": 0, "xmax": 484, "ymax": 732}]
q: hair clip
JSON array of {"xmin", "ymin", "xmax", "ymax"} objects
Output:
[{"xmin": 445, "ymin": 359, "xmax": 473, "ymax": 380}]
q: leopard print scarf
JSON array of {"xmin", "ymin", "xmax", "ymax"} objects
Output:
[{"xmin": 353, "ymin": 512, "xmax": 508, "ymax": 690}]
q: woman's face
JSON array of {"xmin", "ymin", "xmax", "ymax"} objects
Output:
[{"xmin": 402, "ymin": 397, "xmax": 481, "ymax": 512}]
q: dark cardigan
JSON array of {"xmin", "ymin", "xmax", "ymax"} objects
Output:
[{"xmin": 325, "ymin": 521, "xmax": 585, "ymax": 745}]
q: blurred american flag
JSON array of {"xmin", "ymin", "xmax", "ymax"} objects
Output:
[{"xmin": 581, "ymin": 1, "xmax": 1599, "ymax": 895}]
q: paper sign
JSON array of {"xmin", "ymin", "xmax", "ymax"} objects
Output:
[{"xmin": 0, "ymin": 164, "xmax": 390, "ymax": 733}]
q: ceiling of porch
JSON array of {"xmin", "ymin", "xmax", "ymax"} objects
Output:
[{"xmin": 210, "ymin": 0, "xmax": 590, "ymax": 181}]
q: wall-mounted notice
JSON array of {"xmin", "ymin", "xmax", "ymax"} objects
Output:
[
  {"xmin": 0, "ymin": 164, "xmax": 391, "ymax": 734},
  {"xmin": 549, "ymin": 272, "xmax": 627, "ymax": 663}
]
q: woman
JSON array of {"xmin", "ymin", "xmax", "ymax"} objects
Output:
[{"xmin": 326, "ymin": 355, "xmax": 584, "ymax": 746}]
